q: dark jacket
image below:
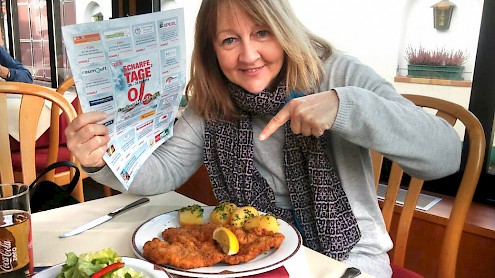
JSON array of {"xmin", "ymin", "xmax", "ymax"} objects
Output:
[{"xmin": 0, "ymin": 46, "xmax": 33, "ymax": 83}]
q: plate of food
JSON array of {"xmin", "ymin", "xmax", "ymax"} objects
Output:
[
  {"xmin": 132, "ymin": 203, "xmax": 302, "ymax": 277},
  {"xmin": 33, "ymin": 248, "xmax": 172, "ymax": 278}
]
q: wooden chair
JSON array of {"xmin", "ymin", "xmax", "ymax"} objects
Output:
[
  {"xmin": 46, "ymin": 77, "xmax": 80, "ymax": 186},
  {"xmin": 8, "ymin": 77, "xmax": 79, "ymax": 187},
  {"xmin": 0, "ymin": 82, "xmax": 84, "ymax": 202},
  {"xmin": 371, "ymin": 94, "xmax": 485, "ymax": 278}
]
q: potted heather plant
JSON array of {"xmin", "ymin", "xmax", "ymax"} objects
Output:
[{"xmin": 405, "ymin": 45, "xmax": 469, "ymax": 80}]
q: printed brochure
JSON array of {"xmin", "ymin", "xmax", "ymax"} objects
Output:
[{"xmin": 62, "ymin": 9, "xmax": 186, "ymax": 188}]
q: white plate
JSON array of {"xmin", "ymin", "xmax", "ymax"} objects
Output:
[
  {"xmin": 33, "ymin": 257, "xmax": 173, "ymax": 278},
  {"xmin": 132, "ymin": 206, "xmax": 302, "ymax": 278}
]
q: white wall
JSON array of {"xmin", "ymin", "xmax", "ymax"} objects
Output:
[{"xmin": 288, "ymin": 0, "xmax": 408, "ymax": 82}]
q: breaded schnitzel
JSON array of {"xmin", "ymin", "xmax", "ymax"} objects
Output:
[
  {"xmin": 142, "ymin": 223, "xmax": 285, "ymax": 269},
  {"xmin": 223, "ymin": 225, "xmax": 285, "ymax": 265}
]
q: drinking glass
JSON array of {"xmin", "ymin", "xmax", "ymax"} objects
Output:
[{"xmin": 0, "ymin": 183, "xmax": 33, "ymax": 277}]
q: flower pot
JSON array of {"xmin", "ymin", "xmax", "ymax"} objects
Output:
[{"xmin": 407, "ymin": 64, "xmax": 464, "ymax": 80}]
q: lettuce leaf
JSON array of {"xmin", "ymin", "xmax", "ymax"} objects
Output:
[{"xmin": 55, "ymin": 248, "xmax": 122, "ymax": 278}]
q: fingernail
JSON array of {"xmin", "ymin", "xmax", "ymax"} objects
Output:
[{"xmin": 259, "ymin": 133, "xmax": 266, "ymax": 141}]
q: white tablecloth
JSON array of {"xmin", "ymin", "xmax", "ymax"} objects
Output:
[{"xmin": 31, "ymin": 192, "xmax": 372, "ymax": 278}]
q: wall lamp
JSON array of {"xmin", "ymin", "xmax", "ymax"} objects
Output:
[
  {"xmin": 432, "ymin": 0, "xmax": 456, "ymax": 30},
  {"xmin": 92, "ymin": 12, "xmax": 104, "ymax": 22}
]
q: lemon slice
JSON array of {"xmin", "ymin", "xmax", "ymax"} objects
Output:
[{"xmin": 213, "ymin": 227, "xmax": 239, "ymax": 255}]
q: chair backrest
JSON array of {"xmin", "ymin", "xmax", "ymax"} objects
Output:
[
  {"xmin": 42, "ymin": 77, "xmax": 78, "ymax": 183},
  {"xmin": 0, "ymin": 81, "xmax": 84, "ymax": 202},
  {"xmin": 371, "ymin": 94, "xmax": 485, "ymax": 278}
]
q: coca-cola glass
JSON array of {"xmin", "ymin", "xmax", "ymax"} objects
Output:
[{"xmin": 0, "ymin": 183, "xmax": 33, "ymax": 277}]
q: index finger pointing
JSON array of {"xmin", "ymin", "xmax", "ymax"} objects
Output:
[{"xmin": 259, "ymin": 106, "xmax": 291, "ymax": 141}]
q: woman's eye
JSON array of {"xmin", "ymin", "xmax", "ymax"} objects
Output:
[
  {"xmin": 257, "ymin": 30, "xmax": 269, "ymax": 37},
  {"xmin": 222, "ymin": 37, "xmax": 235, "ymax": 45}
]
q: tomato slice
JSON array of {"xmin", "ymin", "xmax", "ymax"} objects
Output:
[{"xmin": 91, "ymin": 262, "xmax": 125, "ymax": 278}]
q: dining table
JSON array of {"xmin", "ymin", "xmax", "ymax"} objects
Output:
[{"xmin": 31, "ymin": 191, "xmax": 373, "ymax": 278}]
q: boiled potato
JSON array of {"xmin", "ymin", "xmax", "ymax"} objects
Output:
[
  {"xmin": 258, "ymin": 215, "xmax": 280, "ymax": 233},
  {"xmin": 210, "ymin": 202, "xmax": 238, "ymax": 225},
  {"xmin": 178, "ymin": 204, "xmax": 204, "ymax": 225},
  {"xmin": 243, "ymin": 215, "xmax": 261, "ymax": 230},
  {"xmin": 231, "ymin": 206, "xmax": 259, "ymax": 228}
]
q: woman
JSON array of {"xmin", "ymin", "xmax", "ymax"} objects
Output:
[{"xmin": 66, "ymin": 0, "xmax": 461, "ymax": 276}]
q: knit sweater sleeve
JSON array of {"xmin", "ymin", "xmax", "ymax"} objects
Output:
[
  {"xmin": 324, "ymin": 53, "xmax": 461, "ymax": 180},
  {"xmin": 88, "ymin": 107, "xmax": 205, "ymax": 195}
]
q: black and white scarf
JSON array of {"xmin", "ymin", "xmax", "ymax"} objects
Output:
[{"xmin": 203, "ymin": 82, "xmax": 361, "ymax": 260}]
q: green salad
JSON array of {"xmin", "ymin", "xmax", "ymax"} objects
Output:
[{"xmin": 55, "ymin": 248, "xmax": 146, "ymax": 278}]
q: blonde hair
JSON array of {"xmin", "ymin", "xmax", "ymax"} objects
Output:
[{"xmin": 186, "ymin": 0, "xmax": 332, "ymax": 121}]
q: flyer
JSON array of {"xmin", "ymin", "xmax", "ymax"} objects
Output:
[{"xmin": 62, "ymin": 9, "xmax": 187, "ymax": 188}]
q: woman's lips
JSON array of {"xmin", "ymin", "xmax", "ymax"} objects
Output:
[{"xmin": 240, "ymin": 66, "xmax": 264, "ymax": 75}]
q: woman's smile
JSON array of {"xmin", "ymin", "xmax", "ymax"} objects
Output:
[
  {"xmin": 242, "ymin": 66, "xmax": 263, "ymax": 72},
  {"xmin": 240, "ymin": 65, "xmax": 265, "ymax": 74}
]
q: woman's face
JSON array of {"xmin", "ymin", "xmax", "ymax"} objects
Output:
[{"xmin": 213, "ymin": 3, "xmax": 284, "ymax": 94}]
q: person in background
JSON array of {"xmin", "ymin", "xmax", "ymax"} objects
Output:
[
  {"xmin": 65, "ymin": 0, "xmax": 462, "ymax": 276},
  {"xmin": 0, "ymin": 45, "xmax": 33, "ymax": 83}
]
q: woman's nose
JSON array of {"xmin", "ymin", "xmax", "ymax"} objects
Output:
[{"xmin": 239, "ymin": 40, "xmax": 260, "ymax": 63}]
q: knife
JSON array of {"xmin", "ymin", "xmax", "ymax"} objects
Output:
[{"xmin": 59, "ymin": 197, "xmax": 150, "ymax": 238}]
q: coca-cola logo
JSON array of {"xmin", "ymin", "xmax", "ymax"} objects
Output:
[{"xmin": 0, "ymin": 237, "xmax": 18, "ymax": 272}]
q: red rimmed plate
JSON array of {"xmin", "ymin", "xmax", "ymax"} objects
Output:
[{"xmin": 132, "ymin": 206, "xmax": 302, "ymax": 278}]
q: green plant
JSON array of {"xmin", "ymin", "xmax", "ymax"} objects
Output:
[{"xmin": 405, "ymin": 45, "xmax": 469, "ymax": 66}]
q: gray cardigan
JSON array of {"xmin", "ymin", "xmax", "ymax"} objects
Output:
[{"xmin": 88, "ymin": 52, "xmax": 461, "ymax": 277}]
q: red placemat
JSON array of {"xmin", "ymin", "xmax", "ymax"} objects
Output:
[
  {"xmin": 174, "ymin": 266, "xmax": 289, "ymax": 278},
  {"xmin": 247, "ymin": 266, "xmax": 289, "ymax": 277}
]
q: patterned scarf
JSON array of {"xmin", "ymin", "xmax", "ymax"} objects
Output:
[{"xmin": 203, "ymin": 82, "xmax": 361, "ymax": 261}]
